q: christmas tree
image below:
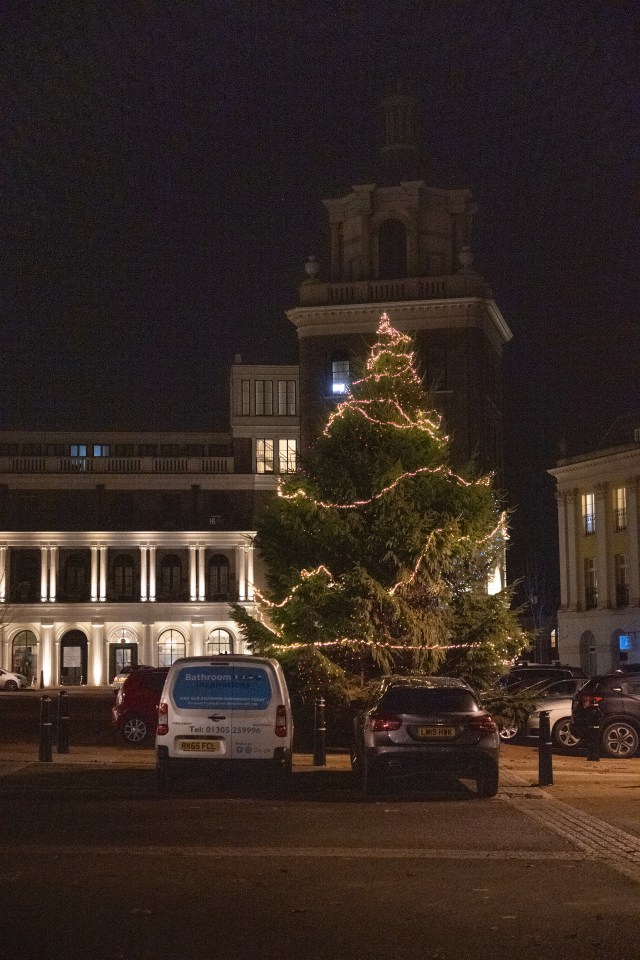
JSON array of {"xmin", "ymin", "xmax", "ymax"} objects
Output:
[{"xmin": 232, "ymin": 315, "xmax": 528, "ymax": 700}]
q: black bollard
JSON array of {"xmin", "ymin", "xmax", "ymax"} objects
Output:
[
  {"xmin": 39, "ymin": 696, "xmax": 53, "ymax": 762},
  {"xmin": 312, "ymin": 696, "xmax": 326, "ymax": 766},
  {"xmin": 57, "ymin": 690, "xmax": 70, "ymax": 754},
  {"xmin": 538, "ymin": 709, "xmax": 553, "ymax": 786},
  {"xmin": 586, "ymin": 706, "xmax": 601, "ymax": 762}
]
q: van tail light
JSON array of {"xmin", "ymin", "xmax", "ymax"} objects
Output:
[
  {"xmin": 469, "ymin": 715, "xmax": 498, "ymax": 735},
  {"xmin": 156, "ymin": 701, "xmax": 169, "ymax": 736},
  {"xmin": 369, "ymin": 714, "xmax": 402, "ymax": 732},
  {"xmin": 275, "ymin": 704, "xmax": 287, "ymax": 738},
  {"xmin": 578, "ymin": 695, "xmax": 603, "ymax": 709}
]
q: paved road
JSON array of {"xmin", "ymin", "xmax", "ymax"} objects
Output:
[{"xmin": 3, "ymin": 689, "xmax": 640, "ymax": 959}]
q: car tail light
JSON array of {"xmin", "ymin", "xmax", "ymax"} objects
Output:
[
  {"xmin": 578, "ymin": 694, "xmax": 603, "ymax": 709},
  {"xmin": 156, "ymin": 701, "xmax": 169, "ymax": 736},
  {"xmin": 369, "ymin": 714, "xmax": 402, "ymax": 732},
  {"xmin": 469, "ymin": 715, "xmax": 498, "ymax": 734},
  {"xmin": 275, "ymin": 704, "xmax": 287, "ymax": 737}
]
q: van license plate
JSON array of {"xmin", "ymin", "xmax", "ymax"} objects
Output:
[
  {"xmin": 418, "ymin": 726, "xmax": 455, "ymax": 738},
  {"xmin": 179, "ymin": 740, "xmax": 221, "ymax": 753}
]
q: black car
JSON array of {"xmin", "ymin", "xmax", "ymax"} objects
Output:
[
  {"xmin": 499, "ymin": 664, "xmax": 585, "ymax": 692},
  {"xmin": 572, "ymin": 673, "xmax": 640, "ymax": 758}
]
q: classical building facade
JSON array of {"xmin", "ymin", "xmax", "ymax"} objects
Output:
[
  {"xmin": 287, "ymin": 88, "xmax": 511, "ymax": 484},
  {"xmin": 0, "ymin": 362, "xmax": 299, "ymax": 687},
  {"xmin": 550, "ymin": 416, "xmax": 640, "ymax": 674}
]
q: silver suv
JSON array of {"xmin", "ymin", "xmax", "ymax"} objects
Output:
[{"xmin": 351, "ymin": 676, "xmax": 500, "ymax": 798}]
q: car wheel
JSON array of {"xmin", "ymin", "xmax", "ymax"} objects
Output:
[
  {"xmin": 498, "ymin": 717, "xmax": 521, "ymax": 742},
  {"xmin": 120, "ymin": 715, "xmax": 149, "ymax": 746},
  {"xmin": 552, "ymin": 717, "xmax": 582, "ymax": 749},
  {"xmin": 3, "ymin": 680, "xmax": 18, "ymax": 691},
  {"xmin": 476, "ymin": 760, "xmax": 499, "ymax": 798},
  {"xmin": 601, "ymin": 721, "xmax": 640, "ymax": 758}
]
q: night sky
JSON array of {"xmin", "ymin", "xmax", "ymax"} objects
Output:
[{"xmin": 3, "ymin": 1, "xmax": 639, "ymax": 603}]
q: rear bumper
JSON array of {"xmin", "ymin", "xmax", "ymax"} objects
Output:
[
  {"xmin": 367, "ymin": 744, "xmax": 498, "ymax": 778},
  {"xmin": 156, "ymin": 744, "xmax": 291, "ymax": 774}
]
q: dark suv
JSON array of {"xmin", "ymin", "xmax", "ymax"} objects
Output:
[
  {"xmin": 112, "ymin": 667, "xmax": 169, "ymax": 745},
  {"xmin": 572, "ymin": 673, "xmax": 640, "ymax": 758},
  {"xmin": 499, "ymin": 664, "xmax": 585, "ymax": 692},
  {"xmin": 351, "ymin": 676, "xmax": 500, "ymax": 798}
]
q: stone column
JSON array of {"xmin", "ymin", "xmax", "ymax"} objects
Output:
[
  {"xmin": 40, "ymin": 545, "xmax": 49, "ymax": 602},
  {"xmin": 41, "ymin": 622, "xmax": 54, "ymax": 687},
  {"xmin": 246, "ymin": 543, "xmax": 255, "ymax": 601},
  {"xmin": 198, "ymin": 546, "xmax": 205, "ymax": 601},
  {"xmin": 140, "ymin": 546, "xmax": 148, "ymax": 601},
  {"xmin": 556, "ymin": 493, "xmax": 569, "ymax": 610},
  {"xmin": 595, "ymin": 483, "xmax": 609, "ymax": 608},
  {"xmin": 91, "ymin": 545, "xmax": 99, "ymax": 602},
  {"xmin": 192, "ymin": 620, "xmax": 204, "ymax": 657},
  {"xmin": 566, "ymin": 491, "xmax": 578, "ymax": 611},
  {"xmin": 91, "ymin": 622, "xmax": 105, "ymax": 686},
  {"xmin": 0, "ymin": 545, "xmax": 6, "ymax": 602},
  {"xmin": 189, "ymin": 545, "xmax": 197, "ymax": 601},
  {"xmin": 49, "ymin": 545, "xmax": 57, "ymax": 602},
  {"xmin": 236, "ymin": 546, "xmax": 246, "ymax": 601},
  {"xmin": 142, "ymin": 622, "xmax": 153, "ymax": 666},
  {"xmin": 627, "ymin": 477, "xmax": 640, "ymax": 606},
  {"xmin": 99, "ymin": 545, "xmax": 107, "ymax": 602},
  {"xmin": 148, "ymin": 546, "xmax": 156, "ymax": 602}
]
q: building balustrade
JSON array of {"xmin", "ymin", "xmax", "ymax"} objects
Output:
[
  {"xmin": 0, "ymin": 455, "xmax": 234, "ymax": 475},
  {"xmin": 298, "ymin": 273, "xmax": 491, "ymax": 307}
]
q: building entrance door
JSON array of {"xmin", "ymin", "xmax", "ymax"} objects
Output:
[
  {"xmin": 109, "ymin": 644, "xmax": 138, "ymax": 683},
  {"xmin": 60, "ymin": 630, "xmax": 88, "ymax": 685}
]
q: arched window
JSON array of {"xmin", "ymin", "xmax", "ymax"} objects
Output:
[
  {"xmin": 160, "ymin": 554, "xmax": 182, "ymax": 599},
  {"xmin": 65, "ymin": 553, "xmax": 88, "ymax": 600},
  {"xmin": 206, "ymin": 628, "xmax": 233, "ymax": 656},
  {"xmin": 112, "ymin": 554, "xmax": 135, "ymax": 600},
  {"xmin": 331, "ymin": 352, "xmax": 351, "ymax": 396},
  {"xmin": 12, "ymin": 629, "xmax": 37, "ymax": 683},
  {"xmin": 208, "ymin": 554, "xmax": 230, "ymax": 601},
  {"xmin": 378, "ymin": 219, "xmax": 407, "ymax": 280},
  {"xmin": 158, "ymin": 628, "xmax": 186, "ymax": 667}
]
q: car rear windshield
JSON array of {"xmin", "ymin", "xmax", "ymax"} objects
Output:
[
  {"xmin": 172, "ymin": 665, "xmax": 273, "ymax": 710},
  {"xmin": 379, "ymin": 687, "xmax": 479, "ymax": 714}
]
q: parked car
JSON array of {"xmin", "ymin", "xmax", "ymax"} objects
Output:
[
  {"xmin": 112, "ymin": 667, "xmax": 169, "ymax": 745},
  {"xmin": 499, "ymin": 677, "xmax": 586, "ymax": 744},
  {"xmin": 499, "ymin": 664, "xmax": 585, "ymax": 692},
  {"xmin": 351, "ymin": 675, "xmax": 500, "ymax": 798},
  {"xmin": 0, "ymin": 668, "xmax": 30, "ymax": 691},
  {"xmin": 572, "ymin": 673, "xmax": 640, "ymax": 758},
  {"xmin": 523, "ymin": 678, "xmax": 587, "ymax": 748},
  {"xmin": 111, "ymin": 663, "xmax": 150, "ymax": 691}
]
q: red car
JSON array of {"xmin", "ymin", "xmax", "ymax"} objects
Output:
[{"xmin": 112, "ymin": 667, "xmax": 169, "ymax": 745}]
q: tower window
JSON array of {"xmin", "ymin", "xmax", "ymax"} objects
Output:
[{"xmin": 331, "ymin": 354, "xmax": 350, "ymax": 395}]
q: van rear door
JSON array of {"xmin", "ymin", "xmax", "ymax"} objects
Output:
[{"xmin": 227, "ymin": 660, "xmax": 279, "ymax": 760}]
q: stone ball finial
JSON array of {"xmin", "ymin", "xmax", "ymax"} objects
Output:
[{"xmin": 304, "ymin": 255, "xmax": 320, "ymax": 279}]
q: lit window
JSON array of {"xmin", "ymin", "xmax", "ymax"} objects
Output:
[
  {"xmin": 93, "ymin": 444, "xmax": 110, "ymax": 457},
  {"xmin": 278, "ymin": 438, "xmax": 297, "ymax": 473},
  {"xmin": 256, "ymin": 439, "xmax": 274, "ymax": 474},
  {"xmin": 614, "ymin": 486, "xmax": 627, "ymax": 531},
  {"xmin": 582, "ymin": 493, "xmax": 595, "ymax": 535},
  {"xmin": 70, "ymin": 444, "xmax": 87, "ymax": 458},
  {"xmin": 331, "ymin": 357, "xmax": 350, "ymax": 395},
  {"xmin": 255, "ymin": 381, "xmax": 273, "ymax": 416},
  {"xmin": 158, "ymin": 628, "xmax": 186, "ymax": 666},
  {"xmin": 278, "ymin": 380, "xmax": 297, "ymax": 416}
]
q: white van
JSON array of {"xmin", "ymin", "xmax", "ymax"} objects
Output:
[{"xmin": 155, "ymin": 656, "xmax": 293, "ymax": 791}]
